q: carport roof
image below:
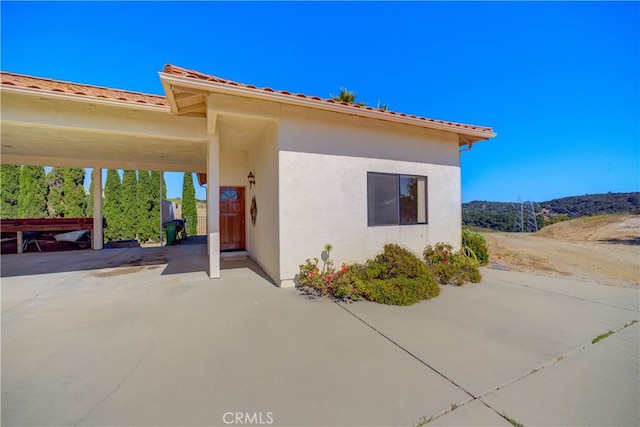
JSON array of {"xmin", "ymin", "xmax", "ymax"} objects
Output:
[
  {"xmin": 0, "ymin": 71, "xmax": 169, "ymax": 107},
  {"xmin": 1, "ymin": 71, "xmax": 207, "ymax": 172}
]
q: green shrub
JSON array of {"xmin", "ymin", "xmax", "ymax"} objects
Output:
[
  {"xmin": 362, "ymin": 244, "xmax": 440, "ymax": 305},
  {"xmin": 362, "ymin": 276, "xmax": 439, "ymax": 306},
  {"xmin": 462, "ymin": 229, "xmax": 489, "ymax": 266},
  {"xmin": 423, "ymin": 242, "xmax": 482, "ymax": 285},
  {"xmin": 366, "ymin": 243, "xmax": 431, "ymax": 280}
]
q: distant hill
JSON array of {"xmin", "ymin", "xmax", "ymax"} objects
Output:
[{"xmin": 463, "ymin": 192, "xmax": 640, "ymax": 231}]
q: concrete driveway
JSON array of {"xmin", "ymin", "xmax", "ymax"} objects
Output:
[{"xmin": 1, "ymin": 245, "xmax": 638, "ymax": 426}]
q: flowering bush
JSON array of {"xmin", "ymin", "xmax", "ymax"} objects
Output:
[
  {"xmin": 423, "ymin": 242, "xmax": 481, "ymax": 285},
  {"xmin": 297, "ymin": 243, "xmax": 440, "ymax": 305},
  {"xmin": 297, "ymin": 257, "xmax": 358, "ymax": 298},
  {"xmin": 297, "ymin": 243, "xmax": 349, "ymax": 297},
  {"xmin": 331, "ymin": 264, "xmax": 366, "ymax": 301}
]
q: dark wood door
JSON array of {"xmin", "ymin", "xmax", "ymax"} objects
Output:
[{"xmin": 220, "ymin": 187, "xmax": 245, "ymax": 251}]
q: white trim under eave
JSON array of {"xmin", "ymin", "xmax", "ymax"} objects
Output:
[
  {"xmin": 158, "ymin": 73, "xmax": 497, "ymax": 142},
  {"xmin": 0, "ymin": 85, "xmax": 171, "ymax": 113}
]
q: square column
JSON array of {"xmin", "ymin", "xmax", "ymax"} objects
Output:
[
  {"xmin": 92, "ymin": 167, "xmax": 103, "ymax": 250},
  {"xmin": 207, "ymin": 104, "xmax": 220, "ymax": 279}
]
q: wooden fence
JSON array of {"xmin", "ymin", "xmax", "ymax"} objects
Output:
[{"xmin": 197, "ymin": 216, "xmax": 207, "ymax": 235}]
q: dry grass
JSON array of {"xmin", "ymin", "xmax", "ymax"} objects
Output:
[{"xmin": 482, "ymin": 215, "xmax": 640, "ymax": 288}]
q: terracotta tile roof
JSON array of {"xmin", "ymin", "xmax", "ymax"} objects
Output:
[
  {"xmin": 0, "ymin": 71, "xmax": 169, "ymax": 107},
  {"xmin": 162, "ymin": 64, "xmax": 494, "ymax": 134}
]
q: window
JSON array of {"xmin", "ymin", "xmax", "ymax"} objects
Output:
[
  {"xmin": 367, "ymin": 172, "xmax": 427, "ymax": 226},
  {"xmin": 221, "ymin": 189, "xmax": 240, "ymax": 200}
]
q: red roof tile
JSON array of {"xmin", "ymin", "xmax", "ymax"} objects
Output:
[
  {"xmin": 162, "ymin": 64, "xmax": 494, "ymax": 134},
  {"xmin": 0, "ymin": 71, "xmax": 169, "ymax": 107},
  {"xmin": 1, "ymin": 67, "xmax": 495, "ymax": 138}
]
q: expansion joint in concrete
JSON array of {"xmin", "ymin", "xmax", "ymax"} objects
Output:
[{"xmin": 334, "ymin": 302, "xmax": 477, "ymax": 400}]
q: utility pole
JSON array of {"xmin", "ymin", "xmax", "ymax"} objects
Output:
[
  {"xmin": 513, "ymin": 199, "xmax": 538, "ymax": 232},
  {"xmin": 513, "ymin": 198, "xmax": 524, "ymax": 232},
  {"xmin": 526, "ymin": 201, "xmax": 539, "ymax": 232}
]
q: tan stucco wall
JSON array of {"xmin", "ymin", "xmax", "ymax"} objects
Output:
[
  {"xmin": 246, "ymin": 122, "xmax": 280, "ymax": 283},
  {"xmin": 278, "ymin": 105, "xmax": 460, "ymax": 167},
  {"xmin": 276, "ymin": 110, "xmax": 462, "ymax": 286},
  {"xmin": 220, "ymin": 147, "xmax": 249, "ymax": 187}
]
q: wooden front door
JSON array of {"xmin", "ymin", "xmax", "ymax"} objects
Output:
[{"xmin": 220, "ymin": 187, "xmax": 245, "ymax": 251}]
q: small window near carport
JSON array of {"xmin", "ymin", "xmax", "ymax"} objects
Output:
[{"xmin": 367, "ymin": 172, "xmax": 428, "ymax": 226}]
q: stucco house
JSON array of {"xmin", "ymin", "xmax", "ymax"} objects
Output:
[{"xmin": 0, "ymin": 65, "xmax": 495, "ymax": 287}]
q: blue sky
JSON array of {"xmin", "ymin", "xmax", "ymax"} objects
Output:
[{"xmin": 2, "ymin": 1, "xmax": 638, "ymax": 202}]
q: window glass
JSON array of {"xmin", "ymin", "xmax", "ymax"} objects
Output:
[
  {"xmin": 221, "ymin": 189, "xmax": 239, "ymax": 200},
  {"xmin": 400, "ymin": 175, "xmax": 428, "ymax": 224},
  {"xmin": 368, "ymin": 172, "xmax": 427, "ymax": 226},
  {"xmin": 367, "ymin": 173, "xmax": 398, "ymax": 226}
]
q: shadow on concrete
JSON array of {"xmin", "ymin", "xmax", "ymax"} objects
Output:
[
  {"xmin": 220, "ymin": 257, "xmax": 277, "ymax": 286},
  {"xmin": 1, "ymin": 235, "xmax": 276, "ymax": 285},
  {"xmin": 1, "ymin": 236, "xmax": 209, "ymax": 278}
]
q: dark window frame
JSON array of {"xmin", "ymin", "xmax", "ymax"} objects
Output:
[{"xmin": 367, "ymin": 172, "xmax": 428, "ymax": 227}]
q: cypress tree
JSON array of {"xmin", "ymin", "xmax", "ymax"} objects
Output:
[
  {"xmin": 62, "ymin": 167, "xmax": 87, "ymax": 217},
  {"xmin": 136, "ymin": 170, "xmax": 153, "ymax": 242},
  {"xmin": 0, "ymin": 164, "xmax": 21, "ymax": 218},
  {"xmin": 103, "ymin": 169, "xmax": 122, "ymax": 241},
  {"xmin": 149, "ymin": 171, "xmax": 167, "ymax": 200},
  {"xmin": 18, "ymin": 166, "xmax": 48, "ymax": 218},
  {"xmin": 47, "ymin": 166, "xmax": 65, "ymax": 217},
  {"xmin": 148, "ymin": 171, "xmax": 166, "ymax": 241},
  {"xmin": 120, "ymin": 170, "xmax": 138, "ymax": 239},
  {"xmin": 86, "ymin": 171, "xmax": 94, "ymax": 217},
  {"xmin": 181, "ymin": 172, "xmax": 198, "ymax": 235}
]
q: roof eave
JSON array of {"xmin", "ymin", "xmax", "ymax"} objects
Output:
[
  {"xmin": 159, "ymin": 72, "xmax": 496, "ymax": 142},
  {"xmin": 0, "ymin": 84, "xmax": 171, "ymax": 112}
]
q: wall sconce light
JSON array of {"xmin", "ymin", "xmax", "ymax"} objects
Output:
[{"xmin": 247, "ymin": 171, "xmax": 255, "ymax": 189}]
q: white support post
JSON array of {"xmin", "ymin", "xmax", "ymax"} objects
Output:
[
  {"xmin": 16, "ymin": 231, "xmax": 23, "ymax": 254},
  {"xmin": 92, "ymin": 167, "xmax": 103, "ymax": 250},
  {"xmin": 207, "ymin": 100, "xmax": 220, "ymax": 279},
  {"xmin": 159, "ymin": 171, "xmax": 164, "ymax": 247}
]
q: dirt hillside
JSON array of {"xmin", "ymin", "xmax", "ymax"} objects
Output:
[{"xmin": 482, "ymin": 215, "xmax": 639, "ymax": 288}]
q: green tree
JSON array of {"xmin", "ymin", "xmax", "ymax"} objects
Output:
[
  {"xmin": 331, "ymin": 88, "xmax": 386, "ymax": 109},
  {"xmin": 86, "ymin": 171, "xmax": 94, "ymax": 217},
  {"xmin": 120, "ymin": 170, "xmax": 138, "ymax": 239},
  {"xmin": 136, "ymin": 170, "xmax": 153, "ymax": 242},
  {"xmin": 181, "ymin": 172, "xmax": 198, "ymax": 235},
  {"xmin": 331, "ymin": 87, "xmax": 357, "ymax": 104},
  {"xmin": 46, "ymin": 166, "xmax": 65, "ymax": 217},
  {"xmin": 18, "ymin": 166, "xmax": 48, "ymax": 218},
  {"xmin": 148, "ymin": 171, "xmax": 166, "ymax": 242},
  {"xmin": 103, "ymin": 169, "xmax": 122, "ymax": 241},
  {"xmin": 62, "ymin": 167, "xmax": 87, "ymax": 217},
  {"xmin": 0, "ymin": 164, "xmax": 21, "ymax": 218}
]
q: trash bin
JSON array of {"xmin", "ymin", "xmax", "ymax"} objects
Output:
[{"xmin": 165, "ymin": 221, "xmax": 177, "ymax": 245}]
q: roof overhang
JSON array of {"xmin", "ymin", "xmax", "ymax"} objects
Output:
[
  {"xmin": 159, "ymin": 71, "xmax": 496, "ymax": 147},
  {"xmin": 1, "ymin": 84, "xmax": 171, "ymax": 113}
]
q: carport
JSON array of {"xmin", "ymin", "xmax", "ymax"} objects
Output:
[{"xmin": 0, "ymin": 72, "xmax": 224, "ymax": 275}]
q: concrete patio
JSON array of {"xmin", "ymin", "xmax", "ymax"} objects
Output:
[{"xmin": 1, "ymin": 243, "xmax": 638, "ymax": 426}]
